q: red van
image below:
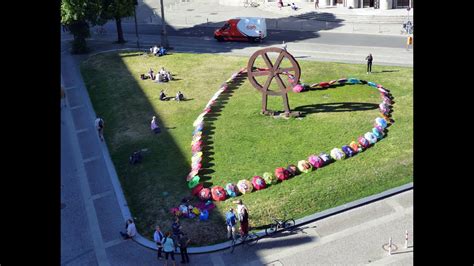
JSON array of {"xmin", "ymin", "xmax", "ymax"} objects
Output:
[{"xmin": 214, "ymin": 17, "xmax": 267, "ymax": 42}]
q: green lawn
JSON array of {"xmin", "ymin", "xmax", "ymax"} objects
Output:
[{"xmin": 81, "ymin": 51, "xmax": 413, "ymax": 246}]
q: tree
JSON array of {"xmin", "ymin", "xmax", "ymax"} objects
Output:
[
  {"xmin": 61, "ymin": 0, "xmax": 101, "ymax": 53},
  {"xmin": 100, "ymin": 0, "xmax": 135, "ymax": 43}
]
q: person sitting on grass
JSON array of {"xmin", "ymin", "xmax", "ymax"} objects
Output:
[
  {"xmin": 158, "ymin": 46, "xmax": 167, "ymax": 56},
  {"xmin": 151, "ymin": 116, "xmax": 161, "ymax": 134},
  {"xmin": 159, "ymin": 67, "xmax": 173, "ymax": 81},
  {"xmin": 147, "ymin": 68, "xmax": 155, "ymax": 80},
  {"xmin": 159, "ymin": 67, "xmax": 166, "ymax": 75},
  {"xmin": 129, "ymin": 150, "xmax": 143, "ymax": 165},
  {"xmin": 175, "ymin": 91, "xmax": 184, "ymax": 102},
  {"xmin": 152, "ymin": 45, "xmax": 159, "ymax": 56},
  {"xmin": 159, "ymin": 90, "xmax": 168, "ymax": 101}
]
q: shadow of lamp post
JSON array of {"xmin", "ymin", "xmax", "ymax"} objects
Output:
[
  {"xmin": 159, "ymin": 0, "xmax": 169, "ymax": 48},
  {"xmin": 133, "ymin": 0, "xmax": 140, "ymax": 48}
]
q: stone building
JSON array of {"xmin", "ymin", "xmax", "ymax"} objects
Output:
[{"xmin": 220, "ymin": 0, "xmax": 413, "ymax": 9}]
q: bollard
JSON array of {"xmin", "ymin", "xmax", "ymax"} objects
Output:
[
  {"xmin": 405, "ymin": 230, "xmax": 408, "ymax": 248},
  {"xmin": 388, "ymin": 237, "xmax": 392, "ymax": 255}
]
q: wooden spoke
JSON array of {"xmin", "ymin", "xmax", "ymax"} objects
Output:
[
  {"xmin": 246, "ymin": 47, "xmax": 301, "ymax": 114},
  {"xmin": 251, "ymin": 70, "xmax": 271, "ymax": 76}
]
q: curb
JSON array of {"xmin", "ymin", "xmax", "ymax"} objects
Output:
[{"xmin": 77, "ymin": 46, "xmax": 413, "ymax": 254}]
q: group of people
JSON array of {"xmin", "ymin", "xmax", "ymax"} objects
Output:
[
  {"xmin": 119, "ymin": 200, "xmax": 251, "ymax": 265},
  {"xmin": 150, "ymin": 45, "xmax": 167, "ymax": 57},
  {"xmin": 226, "ymin": 199, "xmax": 249, "ymax": 240},
  {"xmin": 142, "ymin": 67, "xmax": 174, "ymax": 83},
  {"xmin": 159, "ymin": 90, "xmax": 185, "ymax": 102},
  {"xmin": 153, "ymin": 217, "xmax": 191, "ymax": 265},
  {"xmin": 277, "ymin": 0, "xmax": 299, "ymax": 10}
]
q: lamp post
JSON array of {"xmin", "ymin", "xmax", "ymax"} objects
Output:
[
  {"xmin": 159, "ymin": 0, "xmax": 169, "ymax": 48},
  {"xmin": 133, "ymin": 0, "xmax": 140, "ymax": 48}
]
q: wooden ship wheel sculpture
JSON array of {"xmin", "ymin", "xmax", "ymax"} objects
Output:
[{"xmin": 247, "ymin": 47, "xmax": 302, "ymax": 117}]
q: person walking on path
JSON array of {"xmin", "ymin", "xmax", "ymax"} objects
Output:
[
  {"xmin": 178, "ymin": 234, "xmax": 191, "ymax": 264},
  {"xmin": 226, "ymin": 208, "xmax": 237, "ymax": 240},
  {"xmin": 315, "ymin": 0, "xmax": 319, "ymax": 9},
  {"xmin": 154, "ymin": 225, "xmax": 165, "ymax": 260},
  {"xmin": 365, "ymin": 53, "xmax": 373, "ymax": 74},
  {"xmin": 95, "ymin": 115, "xmax": 105, "ymax": 141},
  {"xmin": 119, "ymin": 219, "xmax": 137, "ymax": 240},
  {"xmin": 162, "ymin": 231, "xmax": 176, "ymax": 266}
]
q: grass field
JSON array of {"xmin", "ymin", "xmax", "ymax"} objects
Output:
[{"xmin": 81, "ymin": 51, "xmax": 413, "ymax": 246}]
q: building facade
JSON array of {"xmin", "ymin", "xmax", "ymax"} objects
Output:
[{"xmin": 220, "ymin": 0, "xmax": 413, "ymax": 9}]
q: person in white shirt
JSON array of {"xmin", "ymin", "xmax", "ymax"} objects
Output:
[
  {"xmin": 94, "ymin": 116, "xmax": 104, "ymax": 141},
  {"xmin": 152, "ymin": 45, "xmax": 159, "ymax": 56},
  {"xmin": 120, "ymin": 219, "xmax": 137, "ymax": 239},
  {"xmin": 151, "ymin": 116, "xmax": 161, "ymax": 134}
]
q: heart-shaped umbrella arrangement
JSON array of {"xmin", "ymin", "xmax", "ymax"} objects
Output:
[{"xmin": 186, "ymin": 69, "xmax": 393, "ymax": 202}]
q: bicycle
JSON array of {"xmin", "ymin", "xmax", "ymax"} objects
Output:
[
  {"xmin": 230, "ymin": 230, "xmax": 259, "ymax": 253},
  {"xmin": 265, "ymin": 215, "xmax": 296, "ymax": 236}
]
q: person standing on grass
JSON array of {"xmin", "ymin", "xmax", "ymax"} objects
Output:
[
  {"xmin": 178, "ymin": 234, "xmax": 191, "ymax": 264},
  {"xmin": 154, "ymin": 225, "xmax": 165, "ymax": 260},
  {"xmin": 95, "ymin": 115, "xmax": 105, "ymax": 141},
  {"xmin": 119, "ymin": 219, "xmax": 136, "ymax": 240},
  {"xmin": 234, "ymin": 199, "xmax": 249, "ymax": 236},
  {"xmin": 226, "ymin": 208, "xmax": 237, "ymax": 240},
  {"xmin": 162, "ymin": 231, "xmax": 176, "ymax": 266},
  {"xmin": 365, "ymin": 53, "xmax": 373, "ymax": 74}
]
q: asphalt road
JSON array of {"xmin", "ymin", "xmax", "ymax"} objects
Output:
[
  {"xmin": 90, "ymin": 22, "xmax": 412, "ymax": 67},
  {"xmin": 116, "ymin": 23, "xmax": 408, "ymax": 49}
]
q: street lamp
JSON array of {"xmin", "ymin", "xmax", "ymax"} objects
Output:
[
  {"xmin": 133, "ymin": 0, "xmax": 140, "ymax": 48},
  {"xmin": 159, "ymin": 0, "xmax": 169, "ymax": 48}
]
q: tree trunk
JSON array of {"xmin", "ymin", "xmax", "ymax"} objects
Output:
[
  {"xmin": 69, "ymin": 20, "xmax": 90, "ymax": 54},
  {"xmin": 115, "ymin": 17, "xmax": 125, "ymax": 43}
]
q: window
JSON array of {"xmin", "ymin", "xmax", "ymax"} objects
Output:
[{"xmin": 397, "ymin": 0, "xmax": 410, "ymax": 7}]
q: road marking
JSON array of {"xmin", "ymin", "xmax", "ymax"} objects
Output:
[
  {"xmin": 61, "ymin": 248, "xmax": 95, "ymax": 265},
  {"xmin": 103, "ymin": 238, "xmax": 125, "ymax": 249},
  {"xmin": 257, "ymin": 206, "xmax": 413, "ymax": 264},
  {"xmin": 64, "ymin": 86, "xmax": 77, "ymax": 91},
  {"xmin": 209, "ymin": 253, "xmax": 226, "ymax": 266},
  {"xmin": 91, "ymin": 190, "xmax": 114, "ymax": 200},
  {"xmin": 83, "ymin": 156, "xmax": 100, "ymax": 163},
  {"xmin": 70, "ymin": 105, "xmax": 84, "ymax": 110},
  {"xmin": 385, "ymin": 198, "xmax": 405, "ymax": 213},
  {"xmin": 75, "ymin": 128, "xmax": 89, "ymax": 134}
]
